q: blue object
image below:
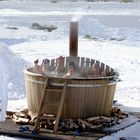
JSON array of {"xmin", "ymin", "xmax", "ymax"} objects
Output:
[
  {"xmin": 32, "ymin": 130, "xmax": 38, "ymax": 135},
  {"xmin": 18, "ymin": 126, "xmax": 31, "ymax": 132},
  {"xmin": 18, "ymin": 126, "xmax": 39, "ymax": 136},
  {"xmin": 74, "ymin": 130, "xmax": 81, "ymax": 136}
]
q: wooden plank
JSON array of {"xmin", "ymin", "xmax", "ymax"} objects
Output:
[
  {"xmin": 85, "ymin": 58, "xmax": 90, "ymax": 68},
  {"xmin": 111, "ymin": 68, "xmax": 114, "ymax": 73},
  {"xmin": 79, "ymin": 57, "xmax": 87, "ymax": 75},
  {"xmin": 46, "ymin": 89, "xmax": 63, "ymax": 92},
  {"xmin": 101, "ymin": 62, "xmax": 105, "ymax": 72},
  {"xmin": 128, "ymin": 112, "xmax": 140, "ymax": 119},
  {"xmin": 2, "ymin": 120, "xmax": 98, "ymax": 140},
  {"xmin": 0, "ymin": 115, "xmax": 138, "ymax": 140},
  {"xmin": 69, "ymin": 56, "xmax": 80, "ymax": 71},
  {"xmin": 80, "ymin": 57, "xmax": 85, "ymax": 67},
  {"xmin": 105, "ymin": 65, "xmax": 110, "ymax": 73},
  {"xmin": 90, "ymin": 59, "xmax": 95, "ymax": 67},
  {"xmin": 66, "ymin": 56, "xmax": 80, "ymax": 71},
  {"xmin": 53, "ymin": 80, "xmax": 67, "ymax": 133},
  {"xmin": 34, "ymin": 78, "xmax": 48, "ymax": 131},
  {"xmin": 66, "ymin": 56, "xmax": 75, "ymax": 66},
  {"xmin": 65, "ymin": 56, "xmax": 70, "ymax": 66},
  {"xmin": 55, "ymin": 56, "xmax": 65, "ymax": 73},
  {"xmin": 50, "ymin": 59, "xmax": 55, "ymax": 70},
  {"xmin": 95, "ymin": 60, "xmax": 100, "ymax": 68},
  {"xmin": 76, "ymin": 80, "xmax": 84, "ymax": 118},
  {"xmin": 74, "ymin": 56, "xmax": 80, "ymax": 71},
  {"xmin": 0, "ymin": 120, "xmax": 101, "ymax": 140}
]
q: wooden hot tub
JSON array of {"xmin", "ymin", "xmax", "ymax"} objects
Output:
[{"xmin": 24, "ymin": 56, "xmax": 117, "ymax": 119}]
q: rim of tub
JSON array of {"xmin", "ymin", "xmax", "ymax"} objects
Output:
[{"xmin": 24, "ymin": 56, "xmax": 119, "ymax": 88}]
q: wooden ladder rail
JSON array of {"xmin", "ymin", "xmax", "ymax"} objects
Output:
[
  {"xmin": 53, "ymin": 79, "xmax": 67, "ymax": 133},
  {"xmin": 34, "ymin": 78, "xmax": 67, "ymax": 133},
  {"xmin": 34, "ymin": 78, "xmax": 49, "ymax": 131}
]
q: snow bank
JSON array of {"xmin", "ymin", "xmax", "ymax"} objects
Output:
[{"xmin": 0, "ymin": 44, "xmax": 26, "ymax": 99}]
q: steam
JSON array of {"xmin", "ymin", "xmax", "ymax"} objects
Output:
[{"xmin": 71, "ymin": 15, "xmax": 82, "ymax": 22}]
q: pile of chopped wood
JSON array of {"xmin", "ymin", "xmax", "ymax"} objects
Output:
[{"xmin": 6, "ymin": 107, "xmax": 128, "ymax": 132}]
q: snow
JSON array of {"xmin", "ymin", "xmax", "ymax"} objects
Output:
[
  {"xmin": 0, "ymin": 54, "xmax": 9, "ymax": 121},
  {"xmin": 0, "ymin": 1, "xmax": 140, "ymax": 139}
]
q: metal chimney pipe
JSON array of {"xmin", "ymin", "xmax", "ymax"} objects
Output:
[{"xmin": 69, "ymin": 21, "xmax": 78, "ymax": 56}]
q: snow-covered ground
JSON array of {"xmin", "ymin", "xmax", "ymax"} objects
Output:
[{"xmin": 0, "ymin": 1, "xmax": 140, "ymax": 139}]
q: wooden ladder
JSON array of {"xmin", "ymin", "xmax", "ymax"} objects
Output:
[{"xmin": 34, "ymin": 78, "xmax": 67, "ymax": 133}]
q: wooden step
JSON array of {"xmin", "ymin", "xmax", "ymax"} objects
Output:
[{"xmin": 45, "ymin": 89, "xmax": 63, "ymax": 92}]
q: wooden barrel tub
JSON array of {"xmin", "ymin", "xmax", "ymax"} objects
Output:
[{"xmin": 24, "ymin": 56, "xmax": 117, "ymax": 119}]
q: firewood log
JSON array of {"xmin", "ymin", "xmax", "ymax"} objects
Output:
[
  {"xmin": 78, "ymin": 119, "xmax": 94, "ymax": 128},
  {"xmin": 86, "ymin": 116, "xmax": 100, "ymax": 122},
  {"xmin": 6, "ymin": 111, "xmax": 16, "ymax": 116},
  {"xmin": 90, "ymin": 124, "xmax": 103, "ymax": 129},
  {"xmin": 100, "ymin": 116, "xmax": 113, "ymax": 123},
  {"xmin": 66, "ymin": 119, "xmax": 74, "ymax": 129},
  {"xmin": 14, "ymin": 117, "xmax": 29, "ymax": 125},
  {"xmin": 73, "ymin": 122, "xmax": 79, "ymax": 129}
]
